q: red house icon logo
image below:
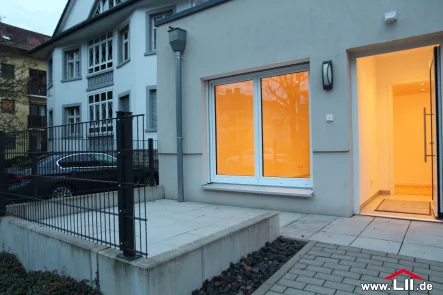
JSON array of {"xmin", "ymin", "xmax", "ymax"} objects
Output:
[
  {"xmin": 360, "ymin": 268, "xmax": 432, "ymax": 292},
  {"xmin": 384, "ymin": 269, "xmax": 424, "ymax": 280}
]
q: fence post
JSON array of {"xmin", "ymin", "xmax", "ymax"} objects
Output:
[
  {"xmin": 0, "ymin": 132, "xmax": 6, "ymax": 216},
  {"xmin": 148, "ymin": 138, "xmax": 155, "ymax": 186},
  {"xmin": 116, "ymin": 111, "xmax": 139, "ymax": 260},
  {"xmin": 30, "ymin": 135, "xmax": 38, "ymax": 200}
]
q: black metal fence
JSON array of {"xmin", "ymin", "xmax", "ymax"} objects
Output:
[{"xmin": 0, "ymin": 113, "xmax": 158, "ymax": 259}]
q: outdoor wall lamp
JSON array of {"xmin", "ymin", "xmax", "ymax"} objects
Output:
[
  {"xmin": 322, "ymin": 60, "xmax": 333, "ymax": 90},
  {"xmin": 385, "ymin": 10, "xmax": 398, "ymax": 24}
]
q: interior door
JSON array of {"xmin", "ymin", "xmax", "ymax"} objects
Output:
[{"xmin": 430, "ymin": 46, "xmax": 441, "ymax": 218}]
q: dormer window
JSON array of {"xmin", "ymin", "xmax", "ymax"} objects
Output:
[{"xmin": 94, "ymin": 0, "xmax": 128, "ymax": 16}]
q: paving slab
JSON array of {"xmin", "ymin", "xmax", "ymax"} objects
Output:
[
  {"xmin": 350, "ymin": 237, "xmax": 402, "ymax": 254},
  {"xmin": 309, "ymin": 231, "xmax": 357, "ymax": 246},
  {"xmin": 254, "ymin": 241, "xmax": 443, "ymax": 295},
  {"xmin": 359, "ymin": 218, "xmax": 410, "ymax": 242},
  {"xmin": 280, "ymin": 214, "xmax": 443, "ymax": 263}
]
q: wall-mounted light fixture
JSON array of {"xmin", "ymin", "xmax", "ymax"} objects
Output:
[
  {"xmin": 322, "ymin": 60, "xmax": 333, "ymax": 90},
  {"xmin": 384, "ymin": 10, "xmax": 397, "ymax": 24}
]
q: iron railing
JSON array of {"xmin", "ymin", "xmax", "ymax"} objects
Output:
[
  {"xmin": 27, "ymin": 81, "xmax": 47, "ymax": 96},
  {"xmin": 0, "ymin": 113, "xmax": 158, "ymax": 259},
  {"xmin": 28, "ymin": 115, "xmax": 47, "ymax": 129}
]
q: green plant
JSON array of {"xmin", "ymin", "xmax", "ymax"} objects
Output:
[{"xmin": 0, "ymin": 252, "xmax": 101, "ymax": 295}]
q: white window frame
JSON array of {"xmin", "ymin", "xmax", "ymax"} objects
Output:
[
  {"xmin": 122, "ymin": 28, "xmax": 129, "ymax": 62},
  {"xmin": 208, "ymin": 64, "xmax": 313, "ymax": 188},
  {"xmin": 88, "ymin": 33, "xmax": 113, "ymax": 74},
  {"xmin": 64, "ymin": 49, "xmax": 81, "ymax": 79},
  {"xmin": 151, "ymin": 11, "xmax": 172, "ymax": 52},
  {"xmin": 94, "ymin": 0, "xmax": 127, "ymax": 16},
  {"xmin": 88, "ymin": 89, "xmax": 114, "ymax": 135},
  {"xmin": 119, "ymin": 26, "xmax": 130, "ymax": 64},
  {"xmin": 146, "ymin": 87, "xmax": 157, "ymax": 131},
  {"xmin": 65, "ymin": 106, "xmax": 81, "ymax": 137}
]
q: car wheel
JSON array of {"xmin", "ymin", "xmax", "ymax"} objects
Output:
[{"xmin": 51, "ymin": 184, "xmax": 73, "ymax": 199}]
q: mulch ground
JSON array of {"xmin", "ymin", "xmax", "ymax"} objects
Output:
[{"xmin": 193, "ymin": 237, "xmax": 306, "ymax": 295}]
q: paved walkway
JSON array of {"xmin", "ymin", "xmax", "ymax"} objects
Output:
[
  {"xmin": 279, "ymin": 213, "xmax": 443, "ymax": 263},
  {"xmin": 255, "ymin": 241, "xmax": 443, "ymax": 295}
]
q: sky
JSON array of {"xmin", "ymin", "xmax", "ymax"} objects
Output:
[{"xmin": 0, "ymin": 0, "xmax": 68, "ymax": 36}]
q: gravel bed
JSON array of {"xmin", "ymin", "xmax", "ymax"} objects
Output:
[{"xmin": 192, "ymin": 237, "xmax": 306, "ymax": 295}]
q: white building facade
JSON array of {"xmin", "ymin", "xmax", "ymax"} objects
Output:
[
  {"xmin": 32, "ymin": 0, "xmax": 206, "ymax": 147},
  {"xmin": 155, "ymin": 0, "xmax": 443, "ymax": 218}
]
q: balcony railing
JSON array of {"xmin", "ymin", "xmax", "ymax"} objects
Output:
[
  {"xmin": 27, "ymin": 115, "xmax": 47, "ymax": 129},
  {"xmin": 27, "ymin": 82, "xmax": 47, "ymax": 96}
]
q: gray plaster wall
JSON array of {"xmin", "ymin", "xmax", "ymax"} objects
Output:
[
  {"xmin": 0, "ymin": 217, "xmax": 106, "ymax": 283},
  {"xmin": 0, "ymin": 212, "xmax": 279, "ymax": 295},
  {"xmin": 155, "ymin": 0, "xmax": 443, "ymax": 216}
]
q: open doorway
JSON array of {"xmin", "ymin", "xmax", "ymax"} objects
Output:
[{"xmin": 357, "ymin": 45, "xmax": 441, "ymax": 220}]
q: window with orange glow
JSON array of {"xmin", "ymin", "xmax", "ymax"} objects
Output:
[
  {"xmin": 210, "ymin": 66, "xmax": 311, "ymax": 186},
  {"xmin": 261, "ymin": 72, "xmax": 310, "ymax": 178},
  {"xmin": 215, "ymin": 81, "xmax": 255, "ymax": 176}
]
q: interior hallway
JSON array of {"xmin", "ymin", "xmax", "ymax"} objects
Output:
[{"xmin": 357, "ymin": 45, "xmax": 437, "ymax": 220}]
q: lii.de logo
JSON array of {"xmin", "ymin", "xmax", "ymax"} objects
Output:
[
  {"xmin": 360, "ymin": 269, "xmax": 433, "ymax": 292},
  {"xmin": 385, "ymin": 269, "xmax": 432, "ymax": 291}
]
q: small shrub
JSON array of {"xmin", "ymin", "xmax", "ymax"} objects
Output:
[{"xmin": 0, "ymin": 252, "xmax": 101, "ymax": 295}]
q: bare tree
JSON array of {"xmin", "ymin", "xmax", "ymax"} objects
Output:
[{"xmin": 0, "ymin": 52, "xmax": 37, "ymax": 132}]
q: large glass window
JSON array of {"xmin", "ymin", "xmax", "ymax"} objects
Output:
[
  {"xmin": 65, "ymin": 106, "xmax": 81, "ymax": 137},
  {"xmin": 88, "ymin": 33, "xmax": 113, "ymax": 74},
  {"xmin": 64, "ymin": 49, "xmax": 81, "ymax": 79},
  {"xmin": 210, "ymin": 65, "xmax": 311, "ymax": 187},
  {"xmin": 215, "ymin": 81, "xmax": 254, "ymax": 176},
  {"xmin": 88, "ymin": 90, "xmax": 113, "ymax": 134},
  {"xmin": 261, "ymin": 72, "xmax": 310, "ymax": 178}
]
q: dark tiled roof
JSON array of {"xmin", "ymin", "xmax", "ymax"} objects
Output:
[{"xmin": 0, "ymin": 22, "xmax": 51, "ymax": 52}]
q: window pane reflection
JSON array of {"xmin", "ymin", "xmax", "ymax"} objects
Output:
[
  {"xmin": 261, "ymin": 72, "xmax": 310, "ymax": 178},
  {"xmin": 215, "ymin": 81, "xmax": 254, "ymax": 176}
]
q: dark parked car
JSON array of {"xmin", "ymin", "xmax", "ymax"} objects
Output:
[{"xmin": 7, "ymin": 152, "xmax": 159, "ymax": 201}]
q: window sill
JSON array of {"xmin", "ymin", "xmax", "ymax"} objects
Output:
[
  {"xmin": 201, "ymin": 183, "xmax": 313, "ymax": 198},
  {"xmin": 144, "ymin": 51, "xmax": 157, "ymax": 56},
  {"xmin": 116, "ymin": 59, "xmax": 130, "ymax": 69},
  {"xmin": 86, "ymin": 68, "xmax": 114, "ymax": 79},
  {"xmin": 61, "ymin": 77, "xmax": 82, "ymax": 83},
  {"xmin": 145, "ymin": 129, "xmax": 157, "ymax": 132}
]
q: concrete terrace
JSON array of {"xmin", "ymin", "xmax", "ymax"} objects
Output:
[
  {"xmin": 41, "ymin": 199, "xmax": 443, "ymax": 262},
  {"xmin": 41, "ymin": 200, "xmax": 270, "ymax": 257}
]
